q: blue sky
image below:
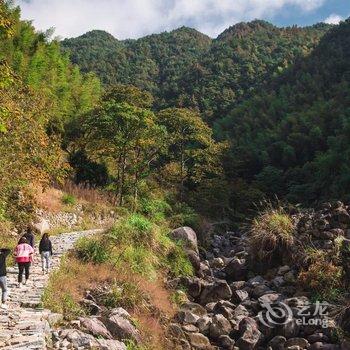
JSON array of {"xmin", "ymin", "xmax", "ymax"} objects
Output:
[{"xmin": 15, "ymin": 0, "xmax": 350, "ymax": 40}]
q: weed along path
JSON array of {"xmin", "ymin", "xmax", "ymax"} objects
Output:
[{"xmin": 0, "ymin": 229, "xmax": 103, "ymax": 350}]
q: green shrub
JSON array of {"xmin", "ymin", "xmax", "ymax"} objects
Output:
[
  {"xmin": 62, "ymin": 193, "xmax": 76, "ymax": 205},
  {"xmin": 169, "ymin": 202, "xmax": 200, "ymax": 229},
  {"xmin": 101, "ymin": 281, "xmax": 144, "ymax": 310},
  {"xmin": 109, "ymin": 214, "xmax": 154, "ymax": 246},
  {"xmin": 75, "ymin": 237, "xmax": 111, "ymax": 264},
  {"xmin": 140, "ymin": 198, "xmax": 171, "ymax": 221},
  {"xmin": 165, "ymin": 241, "xmax": 194, "ymax": 277},
  {"xmin": 116, "ymin": 245, "xmax": 158, "ymax": 278}
]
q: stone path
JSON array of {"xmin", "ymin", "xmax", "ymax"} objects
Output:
[{"xmin": 0, "ymin": 229, "xmax": 103, "ymax": 350}]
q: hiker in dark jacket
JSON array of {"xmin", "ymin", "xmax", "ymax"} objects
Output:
[
  {"xmin": 0, "ymin": 248, "xmax": 10, "ymax": 309},
  {"xmin": 22, "ymin": 227, "xmax": 35, "ymax": 248},
  {"xmin": 39, "ymin": 233, "xmax": 53, "ymax": 274}
]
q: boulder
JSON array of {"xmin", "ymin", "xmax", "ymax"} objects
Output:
[
  {"xmin": 197, "ymin": 316, "xmax": 212, "ymax": 335},
  {"xmin": 200, "ymin": 280, "xmax": 232, "ymax": 304},
  {"xmin": 236, "ymin": 317, "xmax": 261, "ymax": 350},
  {"xmin": 79, "ymin": 317, "xmax": 112, "ymax": 339},
  {"xmin": 211, "ymin": 257, "xmax": 225, "ymax": 268},
  {"xmin": 181, "ymin": 302, "xmax": 207, "ymax": 317},
  {"xmin": 177, "ymin": 310, "xmax": 200, "ymax": 324},
  {"xmin": 81, "ymin": 299, "xmax": 102, "ymax": 315},
  {"xmin": 219, "ymin": 334, "xmax": 235, "ymax": 349},
  {"xmin": 168, "ymin": 323, "xmax": 186, "ymax": 339},
  {"xmin": 109, "ymin": 307, "xmax": 131, "ymax": 320},
  {"xmin": 97, "ymin": 339, "xmax": 127, "ymax": 350},
  {"xmin": 170, "ymin": 227, "xmax": 198, "ymax": 253},
  {"xmin": 285, "ymin": 338, "xmax": 310, "ymax": 349},
  {"xmin": 104, "ymin": 314, "xmax": 141, "ymax": 344},
  {"xmin": 181, "ymin": 277, "xmax": 203, "ymax": 298},
  {"xmin": 209, "ymin": 314, "xmax": 232, "ymax": 339},
  {"xmin": 59, "ymin": 329, "xmax": 100, "ymax": 348},
  {"xmin": 232, "ymin": 289, "xmax": 249, "ymax": 303},
  {"xmin": 186, "ymin": 332, "xmax": 212, "ymax": 350},
  {"xmin": 224, "ymin": 258, "xmax": 248, "ymax": 281},
  {"xmin": 268, "ymin": 335, "xmax": 286, "ymax": 350}
]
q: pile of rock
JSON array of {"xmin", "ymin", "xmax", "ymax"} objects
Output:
[
  {"xmin": 167, "ymin": 202, "xmax": 350, "ymax": 350},
  {"xmin": 53, "ymin": 307, "xmax": 140, "ymax": 349}
]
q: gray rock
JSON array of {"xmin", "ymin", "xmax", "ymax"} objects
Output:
[
  {"xmin": 97, "ymin": 339, "xmax": 127, "ymax": 350},
  {"xmin": 236, "ymin": 317, "xmax": 261, "ymax": 350},
  {"xmin": 209, "ymin": 314, "xmax": 232, "ymax": 339},
  {"xmin": 200, "ymin": 280, "xmax": 232, "ymax": 304},
  {"xmin": 168, "ymin": 323, "xmax": 186, "ymax": 339},
  {"xmin": 170, "ymin": 227, "xmax": 199, "ymax": 253},
  {"xmin": 224, "ymin": 258, "xmax": 248, "ymax": 281},
  {"xmin": 232, "ymin": 289, "xmax": 249, "ymax": 303},
  {"xmin": 177, "ymin": 310, "xmax": 200, "ymax": 324},
  {"xmin": 268, "ymin": 335, "xmax": 286, "ymax": 350},
  {"xmin": 79, "ymin": 317, "xmax": 112, "ymax": 339},
  {"xmin": 219, "ymin": 334, "xmax": 235, "ymax": 349},
  {"xmin": 59, "ymin": 329, "xmax": 100, "ymax": 348},
  {"xmin": 186, "ymin": 332, "xmax": 212, "ymax": 350},
  {"xmin": 196, "ymin": 316, "xmax": 212, "ymax": 335},
  {"xmin": 285, "ymin": 338, "xmax": 310, "ymax": 349},
  {"xmin": 109, "ymin": 308, "xmax": 131, "ymax": 320},
  {"xmin": 104, "ymin": 314, "xmax": 141, "ymax": 344},
  {"xmin": 181, "ymin": 302, "xmax": 207, "ymax": 317}
]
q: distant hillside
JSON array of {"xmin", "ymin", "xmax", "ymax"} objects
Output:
[
  {"xmin": 216, "ymin": 19, "xmax": 350, "ymax": 206},
  {"xmin": 62, "ymin": 20, "xmax": 331, "ymax": 119}
]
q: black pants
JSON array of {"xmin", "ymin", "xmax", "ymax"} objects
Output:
[{"xmin": 18, "ymin": 262, "xmax": 31, "ymax": 283}]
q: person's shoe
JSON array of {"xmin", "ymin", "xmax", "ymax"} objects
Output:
[
  {"xmin": 18, "ymin": 283, "xmax": 22, "ymax": 288},
  {"xmin": 42, "ymin": 270, "xmax": 45, "ymax": 274},
  {"xmin": 23, "ymin": 280, "xmax": 27, "ymax": 285}
]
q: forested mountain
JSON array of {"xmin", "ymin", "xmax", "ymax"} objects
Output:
[
  {"xmin": 63, "ymin": 18, "xmax": 350, "ymax": 217},
  {"xmin": 217, "ymin": 18, "xmax": 350, "ymax": 209},
  {"xmin": 62, "ymin": 27, "xmax": 211, "ymax": 110},
  {"xmin": 62, "ymin": 21, "xmax": 331, "ymax": 121}
]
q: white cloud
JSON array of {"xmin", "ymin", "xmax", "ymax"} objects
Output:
[
  {"xmin": 324, "ymin": 13, "xmax": 343, "ymax": 24},
  {"xmin": 15, "ymin": 0, "xmax": 326, "ymax": 39}
]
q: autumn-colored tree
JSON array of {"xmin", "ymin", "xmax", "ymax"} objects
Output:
[{"xmin": 0, "ymin": 61, "xmax": 67, "ymax": 223}]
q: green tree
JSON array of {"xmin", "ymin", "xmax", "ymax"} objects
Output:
[
  {"xmin": 81, "ymin": 86, "xmax": 167, "ymax": 206},
  {"xmin": 157, "ymin": 108, "xmax": 225, "ymax": 199}
]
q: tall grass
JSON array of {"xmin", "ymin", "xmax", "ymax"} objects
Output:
[{"xmin": 249, "ymin": 205, "xmax": 295, "ymax": 262}]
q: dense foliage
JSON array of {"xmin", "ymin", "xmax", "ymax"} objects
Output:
[
  {"xmin": 64, "ymin": 19, "xmax": 346, "ymax": 218},
  {"xmin": 62, "ymin": 21, "xmax": 330, "ymax": 122},
  {"xmin": 0, "ymin": 2, "xmax": 100, "ymax": 225},
  {"xmin": 217, "ymin": 19, "xmax": 350, "ymax": 208},
  {"xmin": 0, "ymin": 2, "xmax": 101, "ymax": 134}
]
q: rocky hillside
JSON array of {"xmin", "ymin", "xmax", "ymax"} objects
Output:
[
  {"xmin": 47, "ymin": 202, "xmax": 350, "ymax": 349},
  {"xmin": 165, "ymin": 202, "xmax": 350, "ymax": 349}
]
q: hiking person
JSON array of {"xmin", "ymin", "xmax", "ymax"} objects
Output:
[
  {"xmin": 0, "ymin": 248, "xmax": 11, "ymax": 309},
  {"xmin": 39, "ymin": 233, "xmax": 52, "ymax": 274},
  {"xmin": 14, "ymin": 237, "xmax": 34, "ymax": 287},
  {"xmin": 22, "ymin": 226, "xmax": 35, "ymax": 248}
]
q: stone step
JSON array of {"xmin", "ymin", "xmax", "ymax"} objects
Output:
[{"xmin": 1, "ymin": 229, "xmax": 103, "ymax": 350}]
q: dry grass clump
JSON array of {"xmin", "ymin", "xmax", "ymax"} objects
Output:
[
  {"xmin": 35, "ymin": 186, "xmax": 63, "ymax": 213},
  {"xmin": 249, "ymin": 205, "xmax": 295, "ymax": 262},
  {"xmin": 298, "ymin": 250, "xmax": 343, "ymax": 301},
  {"xmin": 61, "ymin": 180, "xmax": 115, "ymax": 206}
]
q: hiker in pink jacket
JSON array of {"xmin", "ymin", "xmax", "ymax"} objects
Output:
[{"xmin": 14, "ymin": 237, "xmax": 34, "ymax": 287}]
